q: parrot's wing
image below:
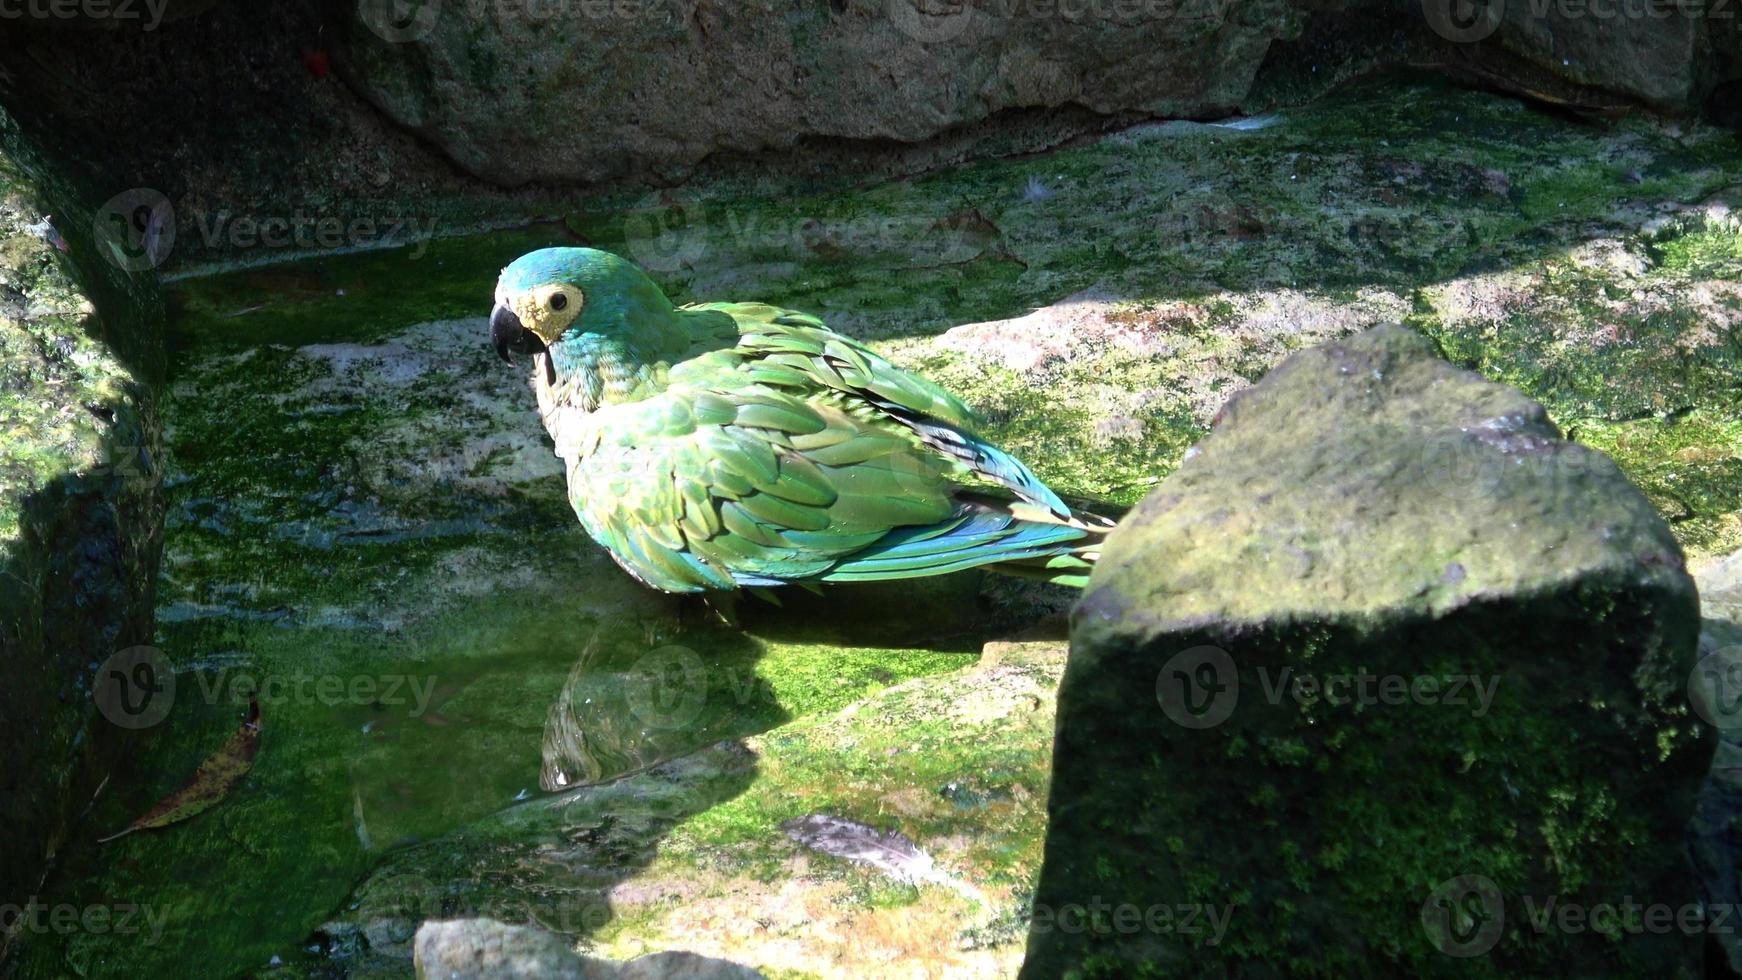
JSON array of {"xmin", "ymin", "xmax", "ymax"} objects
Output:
[
  {"xmin": 680, "ymin": 303, "xmax": 1071, "ymax": 517},
  {"xmin": 571, "ymin": 384, "xmax": 960, "ymax": 593}
]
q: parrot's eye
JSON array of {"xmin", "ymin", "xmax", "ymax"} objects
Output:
[{"xmin": 549, "ymin": 293, "xmax": 568, "ymax": 311}]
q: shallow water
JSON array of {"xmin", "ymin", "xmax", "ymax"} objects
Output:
[{"xmin": 15, "ymin": 226, "xmax": 1005, "ymax": 978}]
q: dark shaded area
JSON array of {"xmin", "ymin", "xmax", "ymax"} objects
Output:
[
  {"xmin": 0, "ymin": 103, "xmax": 165, "ymax": 941},
  {"xmin": 1032, "ymin": 589, "xmax": 1708, "ymax": 977}
]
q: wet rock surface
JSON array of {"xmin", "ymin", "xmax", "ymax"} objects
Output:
[{"xmin": 1033, "ymin": 325, "xmax": 1707, "ymax": 976}]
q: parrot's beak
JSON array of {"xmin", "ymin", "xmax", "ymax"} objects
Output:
[
  {"xmin": 491, "ymin": 304, "xmax": 546, "ymax": 363},
  {"xmin": 491, "ymin": 303, "xmax": 558, "ymax": 386}
]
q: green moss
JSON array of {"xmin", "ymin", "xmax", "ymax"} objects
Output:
[
  {"xmin": 752, "ymin": 642, "xmax": 973, "ymax": 719},
  {"xmin": 1577, "ymin": 412, "xmax": 1742, "ymax": 559},
  {"xmin": 1648, "ymin": 211, "xmax": 1742, "ymax": 280},
  {"xmin": 885, "ymin": 349, "xmax": 1198, "ymax": 506}
]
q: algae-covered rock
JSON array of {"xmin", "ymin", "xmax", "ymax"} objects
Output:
[
  {"xmin": 1027, "ymin": 324, "xmax": 1707, "ymax": 977},
  {"xmin": 0, "ymin": 108, "xmax": 163, "ymax": 923}
]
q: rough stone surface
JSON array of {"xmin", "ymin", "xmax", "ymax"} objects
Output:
[
  {"xmin": 1441, "ymin": 3, "xmax": 1707, "ymax": 111},
  {"xmin": 0, "ymin": 107, "xmax": 163, "ymax": 922},
  {"xmin": 413, "ymin": 919, "xmax": 767, "ymax": 979},
  {"xmin": 616, "ymin": 951, "xmax": 767, "ymax": 980},
  {"xmin": 1030, "ymin": 325, "xmax": 1708, "ymax": 977},
  {"xmin": 334, "ymin": 0, "xmax": 1305, "ymax": 187},
  {"xmin": 1697, "ymin": 551, "xmax": 1742, "ymax": 632},
  {"xmin": 336, "ymin": 0, "xmax": 1742, "ymax": 187},
  {"xmin": 415, "ymin": 919, "xmax": 604, "ymax": 979}
]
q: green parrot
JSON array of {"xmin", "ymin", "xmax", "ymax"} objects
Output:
[{"xmin": 489, "ymin": 247, "xmax": 1107, "ymax": 595}]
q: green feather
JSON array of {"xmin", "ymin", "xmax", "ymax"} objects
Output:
[
  {"xmin": 800, "ymin": 433, "xmax": 910, "ymax": 465},
  {"xmin": 713, "ymin": 429, "xmax": 779, "ymax": 484},
  {"xmin": 735, "ymin": 400, "xmax": 826, "ymax": 434},
  {"xmin": 706, "ymin": 460, "xmax": 755, "ymax": 498},
  {"xmin": 692, "ymin": 392, "xmax": 738, "ymax": 425},
  {"xmin": 763, "ymin": 452, "xmax": 836, "ymax": 506},
  {"xmin": 733, "ymin": 492, "xmax": 833, "ymax": 531},
  {"xmin": 677, "ymin": 478, "xmax": 721, "ymax": 537},
  {"xmin": 830, "ymin": 495, "xmax": 954, "ymax": 529},
  {"xmin": 719, "ymin": 502, "xmax": 787, "ymax": 547}
]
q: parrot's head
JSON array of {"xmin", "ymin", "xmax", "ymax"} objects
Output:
[{"xmin": 489, "ymin": 247, "xmax": 685, "ymax": 390}]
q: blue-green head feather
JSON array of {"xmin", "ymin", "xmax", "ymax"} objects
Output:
[{"xmin": 490, "ymin": 247, "xmax": 688, "ymax": 397}]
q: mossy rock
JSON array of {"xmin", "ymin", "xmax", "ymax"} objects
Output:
[
  {"xmin": 0, "ymin": 106, "xmax": 164, "ymax": 922},
  {"xmin": 1027, "ymin": 325, "xmax": 1707, "ymax": 977}
]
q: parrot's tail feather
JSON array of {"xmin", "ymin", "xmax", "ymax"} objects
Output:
[
  {"xmin": 879, "ymin": 407, "xmax": 1074, "ymax": 518},
  {"xmin": 968, "ymin": 493, "xmax": 1111, "ymax": 587},
  {"xmin": 818, "ymin": 494, "xmax": 1111, "ymax": 587}
]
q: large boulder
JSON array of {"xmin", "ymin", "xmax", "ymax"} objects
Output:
[
  {"xmin": 0, "ymin": 110, "xmax": 164, "ymax": 927},
  {"xmin": 331, "ymin": 0, "xmax": 1742, "ymax": 189},
  {"xmin": 1428, "ymin": 0, "xmax": 1709, "ymax": 112},
  {"xmin": 334, "ymin": 0, "xmax": 1305, "ymax": 187},
  {"xmin": 1026, "ymin": 325, "xmax": 1708, "ymax": 977}
]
